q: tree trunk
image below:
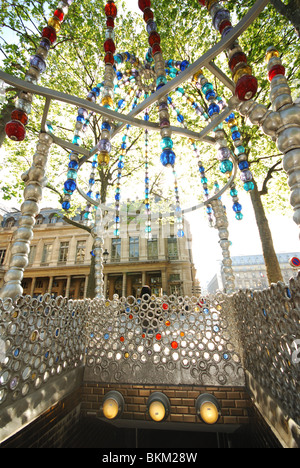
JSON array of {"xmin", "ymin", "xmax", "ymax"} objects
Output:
[
  {"xmin": 250, "ymin": 180, "xmax": 283, "ymax": 284},
  {"xmin": 270, "ymin": 0, "xmax": 300, "ymax": 38}
]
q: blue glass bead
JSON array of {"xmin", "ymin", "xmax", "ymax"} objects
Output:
[
  {"xmin": 144, "ymin": 114, "xmax": 150, "ymax": 121},
  {"xmin": 116, "ymin": 71, "xmax": 123, "ymax": 80},
  {"xmin": 205, "ymin": 90, "xmax": 216, "ymax": 100},
  {"xmin": 121, "ymin": 142, "xmax": 126, "ymax": 149},
  {"xmin": 198, "ymin": 166, "xmax": 205, "ymax": 173},
  {"xmin": 208, "ymin": 103, "xmax": 220, "ymax": 116},
  {"xmin": 244, "ymin": 181, "xmax": 254, "ymax": 192},
  {"xmin": 76, "ymin": 115, "xmax": 85, "ymax": 123},
  {"xmin": 115, "ymin": 193, "xmax": 121, "ymax": 201},
  {"xmin": 114, "ymin": 229, "xmax": 120, "ymax": 236},
  {"xmin": 62, "ymin": 201, "xmax": 70, "ymax": 210},
  {"xmin": 180, "ymin": 60, "xmax": 189, "ymax": 71},
  {"xmin": 200, "ymin": 177, "xmax": 208, "ymax": 184},
  {"xmin": 167, "ymin": 96, "xmax": 172, "ymax": 104},
  {"xmin": 87, "ymin": 190, "xmax": 93, "ymax": 198},
  {"xmin": 213, "ymin": 9, "xmax": 231, "ymax": 30},
  {"xmin": 68, "ymin": 160, "xmax": 79, "ymax": 170},
  {"xmin": 160, "ymin": 149, "xmax": 176, "ymax": 167},
  {"xmin": 89, "ymin": 178, "xmax": 95, "ymax": 185},
  {"xmin": 67, "ymin": 169, "xmax": 77, "ymax": 179},
  {"xmin": 177, "ymin": 229, "xmax": 184, "ymax": 237},
  {"xmin": 145, "ymin": 177, "xmax": 149, "ymax": 184},
  {"xmin": 95, "ymin": 192, "xmax": 100, "ymax": 200},
  {"xmin": 160, "ymin": 137, "xmax": 173, "ymax": 149},
  {"xmin": 98, "ymin": 138, "xmax": 111, "ymax": 152},
  {"xmin": 230, "ymin": 188, "xmax": 238, "ymax": 197},
  {"xmin": 72, "ymin": 135, "xmax": 81, "ymax": 145},
  {"xmin": 145, "ymin": 203, "xmax": 150, "ymax": 209},
  {"xmin": 233, "ymin": 202, "xmax": 242, "ymax": 213},
  {"xmin": 92, "ymin": 87, "xmax": 100, "ymax": 97},
  {"xmin": 202, "ymin": 82, "xmax": 213, "ymax": 94},
  {"xmin": 78, "ymin": 107, "xmax": 88, "ymax": 118},
  {"xmin": 92, "ymin": 161, "xmax": 97, "ymax": 168},
  {"xmin": 30, "ymin": 54, "xmax": 46, "ymax": 73},
  {"xmin": 115, "ymin": 216, "xmax": 120, "ymax": 223},
  {"xmin": 104, "ymin": 333, "xmax": 109, "ymax": 340},
  {"xmin": 219, "ymin": 160, "xmax": 233, "ymax": 173},
  {"xmin": 64, "ymin": 179, "xmax": 76, "ymax": 192},
  {"xmin": 177, "ymin": 114, "xmax": 184, "ymax": 123},
  {"xmin": 231, "ymin": 131, "xmax": 241, "ymax": 140},
  {"xmin": 83, "ymin": 212, "xmax": 90, "ymax": 219},
  {"xmin": 118, "ymin": 161, "xmax": 124, "ymax": 169},
  {"xmin": 235, "ymin": 145, "xmax": 245, "ymax": 155},
  {"xmin": 156, "ymin": 83, "xmax": 165, "ymax": 91},
  {"xmin": 118, "ymin": 99, "xmax": 125, "ymax": 109},
  {"xmin": 101, "ymin": 122, "xmax": 111, "ymax": 131},
  {"xmin": 235, "ymin": 212, "xmax": 244, "ymax": 220},
  {"xmin": 169, "ymin": 67, "xmax": 177, "ymax": 78},
  {"xmin": 225, "ymin": 112, "xmax": 235, "ymax": 122},
  {"xmin": 206, "ymin": 206, "xmax": 212, "ymax": 214},
  {"xmin": 238, "ymin": 160, "xmax": 249, "ymax": 171},
  {"xmin": 145, "ymin": 226, "xmax": 152, "ymax": 233}
]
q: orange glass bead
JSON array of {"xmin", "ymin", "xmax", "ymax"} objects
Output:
[
  {"xmin": 11, "ymin": 110, "xmax": 28, "ymax": 125},
  {"xmin": 105, "ymin": 2, "xmax": 117, "ymax": 18}
]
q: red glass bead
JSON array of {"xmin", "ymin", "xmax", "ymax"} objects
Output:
[
  {"xmin": 11, "ymin": 110, "xmax": 28, "ymax": 125},
  {"xmin": 219, "ymin": 19, "xmax": 231, "ymax": 34},
  {"xmin": 152, "ymin": 44, "xmax": 161, "ymax": 55},
  {"xmin": 143, "ymin": 8, "xmax": 154, "ymax": 22},
  {"xmin": 171, "ymin": 341, "xmax": 178, "ymax": 350},
  {"xmin": 54, "ymin": 9, "xmax": 64, "ymax": 22},
  {"xmin": 156, "ymin": 333, "xmax": 162, "ymax": 340},
  {"xmin": 5, "ymin": 120, "xmax": 26, "ymax": 141},
  {"xmin": 104, "ymin": 38, "xmax": 116, "ymax": 54},
  {"xmin": 42, "ymin": 26, "xmax": 57, "ymax": 44},
  {"xmin": 104, "ymin": 52, "xmax": 115, "ymax": 65},
  {"xmin": 148, "ymin": 31, "xmax": 160, "ymax": 47},
  {"xmin": 138, "ymin": 0, "xmax": 151, "ymax": 11},
  {"xmin": 268, "ymin": 64, "xmax": 285, "ymax": 81},
  {"xmin": 162, "ymin": 303, "xmax": 168, "ymax": 310},
  {"xmin": 235, "ymin": 74, "xmax": 258, "ymax": 101},
  {"xmin": 120, "ymin": 336, "xmax": 124, "ymax": 342},
  {"xmin": 106, "ymin": 17, "xmax": 114, "ymax": 28},
  {"xmin": 105, "ymin": 2, "xmax": 117, "ymax": 18},
  {"xmin": 229, "ymin": 52, "xmax": 247, "ymax": 72},
  {"xmin": 198, "ymin": 0, "xmax": 206, "ymax": 5}
]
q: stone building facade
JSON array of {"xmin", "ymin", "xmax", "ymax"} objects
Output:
[{"xmin": 0, "ymin": 206, "xmax": 199, "ymax": 299}]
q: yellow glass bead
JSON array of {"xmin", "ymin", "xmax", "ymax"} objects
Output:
[
  {"xmin": 206, "ymin": 0, "xmax": 219, "ymax": 11},
  {"xmin": 228, "ymin": 119, "xmax": 237, "ymax": 128},
  {"xmin": 265, "ymin": 49, "xmax": 279, "ymax": 63},
  {"xmin": 193, "ymin": 69, "xmax": 203, "ymax": 82},
  {"xmin": 48, "ymin": 17, "xmax": 61, "ymax": 32},
  {"xmin": 233, "ymin": 65, "xmax": 252, "ymax": 83},
  {"xmin": 101, "ymin": 96, "xmax": 113, "ymax": 107},
  {"xmin": 98, "ymin": 151, "xmax": 110, "ymax": 166}
]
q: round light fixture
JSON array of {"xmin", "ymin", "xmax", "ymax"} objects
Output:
[
  {"xmin": 147, "ymin": 392, "xmax": 170, "ymax": 422},
  {"xmin": 102, "ymin": 390, "xmax": 124, "ymax": 420},
  {"xmin": 195, "ymin": 394, "xmax": 221, "ymax": 425}
]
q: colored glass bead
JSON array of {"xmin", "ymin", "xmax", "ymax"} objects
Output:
[
  {"xmin": 213, "ymin": 9, "xmax": 230, "ymax": 30},
  {"xmin": 233, "ymin": 65, "xmax": 252, "ymax": 84},
  {"xmin": 240, "ymin": 169, "xmax": 253, "ymax": 182},
  {"xmin": 230, "ymin": 188, "xmax": 238, "ymax": 197},
  {"xmin": 208, "ymin": 103, "xmax": 220, "ymax": 116},
  {"xmin": 48, "ymin": 17, "xmax": 61, "ymax": 32},
  {"xmin": 217, "ymin": 147, "xmax": 231, "ymax": 161},
  {"xmin": 152, "ymin": 44, "xmax": 161, "ymax": 55},
  {"xmin": 62, "ymin": 201, "xmax": 70, "ymax": 210},
  {"xmin": 5, "ymin": 120, "xmax": 26, "ymax": 141},
  {"xmin": 160, "ymin": 137, "xmax": 173, "ymax": 149},
  {"xmin": 235, "ymin": 212, "xmax": 244, "ymax": 220},
  {"xmin": 98, "ymin": 138, "xmax": 111, "ymax": 152},
  {"xmin": 30, "ymin": 54, "xmax": 46, "ymax": 73},
  {"xmin": 219, "ymin": 160, "xmax": 233, "ymax": 173},
  {"xmin": 235, "ymin": 75, "xmax": 258, "ymax": 101},
  {"xmin": 138, "ymin": 0, "xmax": 151, "ymax": 11},
  {"xmin": 180, "ymin": 60, "xmax": 189, "ymax": 71},
  {"xmin": 265, "ymin": 48, "xmax": 280, "ymax": 63},
  {"xmin": 54, "ymin": 9, "xmax": 64, "ymax": 21},
  {"xmin": 268, "ymin": 65, "xmax": 285, "ymax": 81},
  {"xmin": 238, "ymin": 160, "xmax": 249, "ymax": 171},
  {"xmin": 202, "ymin": 82, "xmax": 213, "ymax": 94},
  {"xmin": 233, "ymin": 202, "xmax": 242, "ymax": 213},
  {"xmin": 229, "ymin": 52, "xmax": 247, "ymax": 72},
  {"xmin": 42, "ymin": 26, "xmax": 57, "ymax": 44},
  {"xmin": 177, "ymin": 229, "xmax": 184, "ymax": 238},
  {"xmin": 104, "ymin": 38, "xmax": 116, "ymax": 54},
  {"xmin": 106, "ymin": 17, "xmax": 114, "ymax": 28},
  {"xmin": 98, "ymin": 151, "xmax": 110, "ymax": 166},
  {"xmin": 143, "ymin": 8, "xmax": 154, "ymax": 22},
  {"xmin": 11, "ymin": 110, "xmax": 28, "ymax": 125},
  {"xmin": 160, "ymin": 149, "xmax": 176, "ymax": 167},
  {"xmin": 244, "ymin": 181, "xmax": 255, "ymax": 192},
  {"xmin": 231, "ymin": 131, "xmax": 241, "ymax": 140},
  {"xmin": 64, "ymin": 179, "xmax": 76, "ymax": 192},
  {"xmin": 104, "ymin": 52, "xmax": 115, "ymax": 65},
  {"xmin": 219, "ymin": 19, "xmax": 231, "ymax": 34},
  {"xmin": 105, "ymin": 2, "xmax": 117, "ymax": 18},
  {"xmin": 171, "ymin": 341, "xmax": 178, "ymax": 349},
  {"xmin": 148, "ymin": 31, "xmax": 160, "ymax": 46}
]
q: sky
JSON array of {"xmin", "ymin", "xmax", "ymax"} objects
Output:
[{"xmin": 0, "ymin": 0, "xmax": 299, "ymax": 291}]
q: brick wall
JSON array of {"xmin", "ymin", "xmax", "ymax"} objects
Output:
[{"xmin": 81, "ymin": 383, "xmax": 252, "ymax": 426}]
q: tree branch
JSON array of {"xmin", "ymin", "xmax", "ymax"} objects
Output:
[{"xmin": 259, "ymin": 160, "xmax": 283, "ymax": 196}]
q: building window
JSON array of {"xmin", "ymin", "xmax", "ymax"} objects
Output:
[
  {"xmin": 49, "ymin": 213, "xmax": 60, "ymax": 224},
  {"xmin": 58, "ymin": 241, "xmax": 69, "ymax": 263},
  {"xmin": 0, "ymin": 249, "xmax": 6, "ymax": 265},
  {"xmin": 129, "ymin": 237, "xmax": 139, "ymax": 260},
  {"xmin": 41, "ymin": 244, "xmax": 52, "ymax": 264},
  {"xmin": 28, "ymin": 245, "xmax": 36, "ymax": 264},
  {"xmin": 111, "ymin": 238, "xmax": 121, "ymax": 262},
  {"xmin": 76, "ymin": 240, "xmax": 86, "ymax": 263},
  {"xmin": 167, "ymin": 236, "xmax": 178, "ymax": 259},
  {"xmin": 147, "ymin": 236, "xmax": 158, "ymax": 260},
  {"xmin": 36, "ymin": 215, "xmax": 44, "ymax": 225}
]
